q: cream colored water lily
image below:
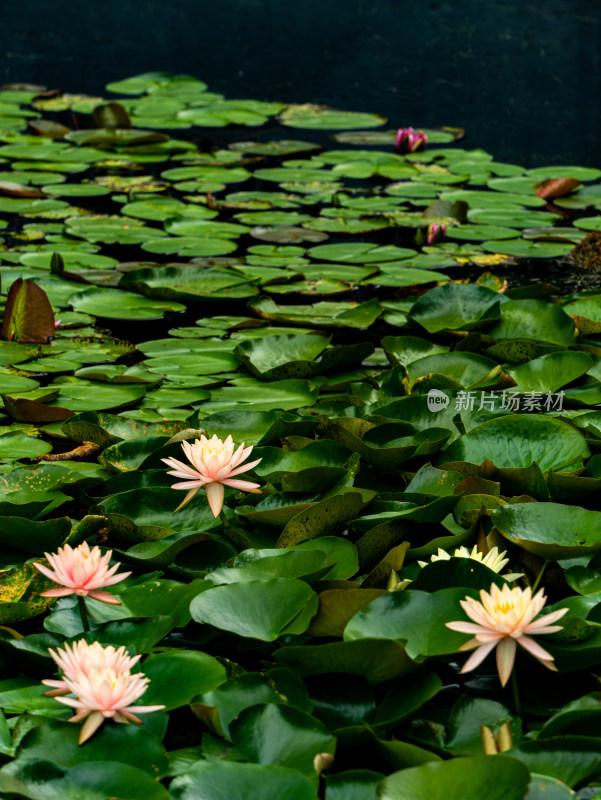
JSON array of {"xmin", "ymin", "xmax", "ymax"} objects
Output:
[
  {"xmin": 419, "ymin": 545, "xmax": 510, "ymax": 571},
  {"xmin": 34, "ymin": 542, "xmax": 130, "ymax": 604},
  {"xmin": 162, "ymin": 434, "xmax": 262, "ymax": 517},
  {"xmin": 43, "ymin": 640, "xmax": 141, "ymax": 696},
  {"xmin": 446, "ymin": 583, "xmax": 568, "ymax": 686},
  {"xmin": 55, "ymin": 666, "xmax": 164, "ymax": 744},
  {"xmin": 418, "ymin": 545, "xmax": 522, "ymax": 581}
]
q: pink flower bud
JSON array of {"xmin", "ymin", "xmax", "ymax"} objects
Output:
[
  {"xmin": 426, "ymin": 223, "xmax": 447, "ymax": 245},
  {"xmin": 395, "ymin": 127, "xmax": 428, "ymax": 154}
]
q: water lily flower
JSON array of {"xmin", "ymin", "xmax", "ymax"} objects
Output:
[
  {"xmin": 418, "ymin": 546, "xmax": 523, "ymax": 581},
  {"xmin": 419, "ymin": 545, "xmax": 508, "ymax": 572},
  {"xmin": 43, "ymin": 640, "xmax": 141, "ymax": 696},
  {"xmin": 34, "ymin": 542, "xmax": 130, "ymax": 605},
  {"xmin": 54, "ymin": 666, "xmax": 164, "ymax": 744},
  {"xmin": 162, "ymin": 434, "xmax": 262, "ymax": 517},
  {"xmin": 446, "ymin": 583, "xmax": 568, "ymax": 686},
  {"xmin": 395, "ymin": 127, "xmax": 427, "ymax": 154},
  {"xmin": 426, "ymin": 223, "xmax": 447, "ymax": 246}
]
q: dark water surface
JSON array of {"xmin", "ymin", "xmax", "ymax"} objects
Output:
[{"xmin": 1, "ymin": 0, "xmax": 600, "ymax": 168}]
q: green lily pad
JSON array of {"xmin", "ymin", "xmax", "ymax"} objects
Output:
[
  {"xmin": 0, "ymin": 430, "xmax": 52, "ymax": 460},
  {"xmin": 378, "ymin": 755, "xmax": 530, "ymax": 800},
  {"xmin": 279, "ymin": 105, "xmax": 386, "ymax": 130},
  {"xmin": 489, "ymin": 299, "xmax": 576, "ymax": 345},
  {"xmin": 141, "ymin": 650, "xmax": 226, "ymax": 710},
  {"xmin": 308, "ymin": 242, "xmax": 417, "ymax": 263},
  {"xmin": 169, "ymin": 761, "xmax": 317, "ymax": 800},
  {"xmin": 481, "ymin": 239, "xmax": 574, "ymax": 258},
  {"xmin": 141, "ymin": 237, "xmax": 238, "ymax": 257},
  {"xmin": 234, "ymin": 334, "xmax": 330, "ymax": 379},
  {"xmin": 274, "ymin": 638, "xmax": 416, "ymax": 684},
  {"xmin": 506, "ymin": 351, "xmax": 594, "ymax": 392},
  {"xmin": 189, "ymin": 578, "xmax": 319, "ymax": 641},
  {"xmin": 409, "ymin": 283, "xmax": 507, "ymax": 333},
  {"xmin": 230, "ymin": 703, "xmax": 335, "ymax": 778},
  {"xmin": 248, "ymin": 297, "xmax": 381, "ymax": 329},
  {"xmin": 440, "ymin": 415, "xmax": 590, "ymax": 472},
  {"xmin": 120, "ymin": 266, "xmax": 255, "ymax": 302},
  {"xmin": 493, "ymin": 502, "xmax": 601, "ymax": 559},
  {"xmin": 68, "ymin": 287, "xmax": 186, "ymax": 319}
]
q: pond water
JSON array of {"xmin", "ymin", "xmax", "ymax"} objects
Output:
[{"xmin": 2, "ymin": 0, "xmax": 601, "ymax": 166}]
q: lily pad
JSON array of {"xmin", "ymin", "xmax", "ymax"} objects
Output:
[
  {"xmin": 493, "ymin": 502, "xmax": 601, "ymax": 559},
  {"xmin": 279, "ymin": 105, "xmax": 386, "ymax": 130},
  {"xmin": 68, "ymin": 287, "xmax": 186, "ymax": 319},
  {"xmin": 440, "ymin": 415, "xmax": 590, "ymax": 472},
  {"xmin": 190, "ymin": 578, "xmax": 319, "ymax": 641}
]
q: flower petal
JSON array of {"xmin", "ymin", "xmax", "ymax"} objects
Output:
[
  {"xmin": 517, "ymin": 635, "xmax": 555, "ymax": 663},
  {"xmin": 526, "ymin": 607, "xmax": 569, "ymax": 631},
  {"xmin": 219, "ymin": 478, "xmax": 262, "ymax": 491},
  {"xmin": 40, "ymin": 587, "xmax": 75, "ymax": 598},
  {"xmin": 224, "ymin": 457, "xmax": 263, "ymax": 478},
  {"xmin": 33, "ymin": 562, "xmax": 58, "ymax": 582},
  {"xmin": 446, "ymin": 621, "xmax": 489, "ymax": 635},
  {"xmin": 87, "ymin": 590, "xmax": 122, "ymax": 604},
  {"xmin": 496, "ymin": 637, "xmax": 517, "ymax": 687},
  {"xmin": 79, "ymin": 711, "xmax": 105, "ymax": 744},
  {"xmin": 460, "ymin": 640, "xmax": 498, "ymax": 673},
  {"xmin": 174, "ymin": 487, "xmax": 201, "ymax": 512},
  {"xmin": 205, "ymin": 482, "xmax": 225, "ymax": 518}
]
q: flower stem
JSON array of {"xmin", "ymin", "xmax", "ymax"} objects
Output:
[
  {"xmin": 531, "ymin": 559, "xmax": 549, "ymax": 593},
  {"xmin": 510, "ymin": 667, "xmax": 522, "ymax": 718},
  {"xmin": 77, "ymin": 595, "xmax": 90, "ymax": 632},
  {"xmin": 219, "ymin": 510, "xmax": 231, "ymax": 529}
]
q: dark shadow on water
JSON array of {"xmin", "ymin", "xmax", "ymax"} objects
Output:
[{"xmin": 1, "ymin": 0, "xmax": 600, "ymax": 167}]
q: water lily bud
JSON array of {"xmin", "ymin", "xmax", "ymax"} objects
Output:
[
  {"xmin": 395, "ymin": 127, "xmax": 427, "ymax": 154},
  {"xmin": 426, "ymin": 223, "xmax": 447, "ymax": 246},
  {"xmin": 496, "ymin": 722, "xmax": 514, "ymax": 752},
  {"xmin": 481, "ymin": 725, "xmax": 498, "ymax": 754},
  {"xmin": 314, "ymin": 753, "xmax": 335, "ymax": 775},
  {"xmin": 387, "ymin": 570, "xmax": 402, "ymax": 591}
]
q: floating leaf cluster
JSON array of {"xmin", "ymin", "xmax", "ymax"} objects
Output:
[{"xmin": 1, "ymin": 72, "xmax": 601, "ymax": 798}]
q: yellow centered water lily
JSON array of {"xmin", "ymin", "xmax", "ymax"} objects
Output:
[
  {"xmin": 418, "ymin": 545, "xmax": 511, "ymax": 572},
  {"xmin": 162, "ymin": 434, "xmax": 262, "ymax": 517},
  {"xmin": 33, "ymin": 542, "xmax": 130, "ymax": 604},
  {"xmin": 446, "ymin": 583, "xmax": 568, "ymax": 687},
  {"xmin": 43, "ymin": 640, "xmax": 141, "ymax": 696},
  {"xmin": 54, "ymin": 666, "xmax": 164, "ymax": 744}
]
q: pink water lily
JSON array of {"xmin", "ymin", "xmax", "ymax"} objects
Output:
[
  {"xmin": 162, "ymin": 434, "xmax": 262, "ymax": 517},
  {"xmin": 395, "ymin": 127, "xmax": 428, "ymax": 154},
  {"xmin": 446, "ymin": 583, "xmax": 568, "ymax": 686},
  {"xmin": 426, "ymin": 222, "xmax": 447, "ymax": 245},
  {"xmin": 54, "ymin": 666, "xmax": 164, "ymax": 744},
  {"xmin": 43, "ymin": 640, "xmax": 141, "ymax": 696},
  {"xmin": 34, "ymin": 541, "xmax": 130, "ymax": 604}
]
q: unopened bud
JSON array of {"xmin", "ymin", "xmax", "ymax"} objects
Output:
[
  {"xmin": 395, "ymin": 127, "xmax": 427, "ymax": 154},
  {"xmin": 496, "ymin": 722, "xmax": 514, "ymax": 752},
  {"xmin": 481, "ymin": 725, "xmax": 498, "ymax": 754},
  {"xmin": 314, "ymin": 753, "xmax": 335, "ymax": 775}
]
